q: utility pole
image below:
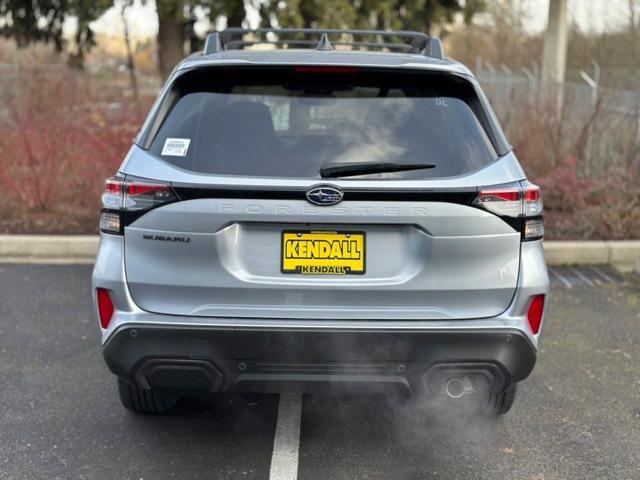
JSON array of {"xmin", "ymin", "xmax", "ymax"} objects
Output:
[{"xmin": 541, "ymin": 0, "xmax": 569, "ymax": 117}]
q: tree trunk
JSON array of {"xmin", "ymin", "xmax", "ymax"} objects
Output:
[
  {"xmin": 157, "ymin": 1, "xmax": 184, "ymax": 81},
  {"xmin": 226, "ymin": 0, "xmax": 246, "ymax": 28},
  {"xmin": 121, "ymin": 3, "xmax": 139, "ymax": 107}
]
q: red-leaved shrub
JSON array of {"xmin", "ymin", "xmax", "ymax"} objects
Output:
[{"xmin": 0, "ymin": 70, "xmax": 146, "ymax": 212}]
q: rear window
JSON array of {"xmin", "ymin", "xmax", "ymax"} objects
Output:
[{"xmin": 147, "ymin": 68, "xmax": 499, "ymax": 179}]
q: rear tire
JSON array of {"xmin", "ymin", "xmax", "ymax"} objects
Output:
[
  {"xmin": 492, "ymin": 383, "xmax": 518, "ymax": 415},
  {"xmin": 117, "ymin": 377, "xmax": 178, "ymax": 414}
]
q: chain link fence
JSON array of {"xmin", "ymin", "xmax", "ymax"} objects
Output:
[
  {"xmin": 0, "ymin": 64, "xmax": 160, "ymax": 105},
  {"xmin": 476, "ymin": 62, "xmax": 640, "ymax": 175}
]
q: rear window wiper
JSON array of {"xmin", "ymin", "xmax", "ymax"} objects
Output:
[{"xmin": 320, "ymin": 162, "xmax": 436, "ymax": 178}]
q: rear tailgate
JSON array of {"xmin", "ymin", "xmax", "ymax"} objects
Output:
[{"xmin": 123, "ymin": 183, "xmax": 521, "ymax": 320}]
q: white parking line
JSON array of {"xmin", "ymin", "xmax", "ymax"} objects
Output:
[
  {"xmin": 269, "ymin": 393, "xmax": 302, "ymax": 480},
  {"xmin": 589, "ymin": 266, "xmax": 615, "ymax": 283},
  {"xmin": 569, "ymin": 266, "xmax": 595, "ymax": 287},
  {"xmin": 550, "ymin": 268, "xmax": 573, "ymax": 288}
]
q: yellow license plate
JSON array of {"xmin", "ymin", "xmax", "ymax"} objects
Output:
[{"xmin": 281, "ymin": 231, "xmax": 366, "ymax": 275}]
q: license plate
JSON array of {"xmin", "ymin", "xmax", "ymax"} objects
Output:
[{"xmin": 281, "ymin": 230, "xmax": 366, "ymax": 275}]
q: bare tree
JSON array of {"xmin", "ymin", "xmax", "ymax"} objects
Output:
[
  {"xmin": 628, "ymin": 0, "xmax": 640, "ymax": 84},
  {"xmin": 120, "ymin": 1, "xmax": 139, "ymax": 107}
]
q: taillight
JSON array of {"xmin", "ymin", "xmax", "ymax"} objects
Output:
[
  {"xmin": 473, "ymin": 189, "xmax": 521, "ymax": 217},
  {"xmin": 523, "ymin": 186, "xmax": 543, "ymax": 216},
  {"xmin": 473, "ymin": 183, "xmax": 544, "ymax": 241},
  {"xmin": 124, "ymin": 180, "xmax": 176, "ymax": 211},
  {"xmin": 527, "ymin": 294, "xmax": 545, "ymax": 335},
  {"xmin": 96, "ymin": 288, "xmax": 114, "ymax": 329},
  {"xmin": 102, "ymin": 176, "xmax": 123, "ymax": 209},
  {"xmin": 99, "ymin": 176, "xmax": 177, "ymax": 235}
]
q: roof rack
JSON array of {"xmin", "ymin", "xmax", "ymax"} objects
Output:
[{"xmin": 203, "ymin": 28, "xmax": 444, "ymax": 60}]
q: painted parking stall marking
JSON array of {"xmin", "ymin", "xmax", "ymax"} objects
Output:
[
  {"xmin": 269, "ymin": 393, "xmax": 303, "ymax": 480},
  {"xmin": 569, "ymin": 266, "xmax": 596, "ymax": 287},
  {"xmin": 549, "ymin": 265, "xmax": 624, "ymax": 289},
  {"xmin": 550, "ymin": 267, "xmax": 573, "ymax": 288}
]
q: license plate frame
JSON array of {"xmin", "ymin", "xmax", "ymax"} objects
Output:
[{"xmin": 281, "ymin": 230, "xmax": 366, "ymax": 275}]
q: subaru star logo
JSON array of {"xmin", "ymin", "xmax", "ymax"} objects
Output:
[{"xmin": 305, "ymin": 185, "xmax": 344, "ymax": 206}]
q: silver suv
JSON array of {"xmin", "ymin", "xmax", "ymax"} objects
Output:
[{"xmin": 92, "ymin": 28, "xmax": 548, "ymax": 415}]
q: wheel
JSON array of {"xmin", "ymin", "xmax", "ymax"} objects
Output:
[
  {"xmin": 117, "ymin": 377, "xmax": 179, "ymax": 414},
  {"xmin": 492, "ymin": 383, "xmax": 518, "ymax": 415}
]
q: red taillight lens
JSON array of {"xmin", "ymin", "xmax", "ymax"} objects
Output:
[
  {"xmin": 527, "ymin": 294, "xmax": 545, "ymax": 335},
  {"xmin": 104, "ymin": 177, "xmax": 122, "ymax": 194},
  {"xmin": 124, "ymin": 180, "xmax": 176, "ymax": 211},
  {"xmin": 473, "ymin": 189, "xmax": 522, "ymax": 217},
  {"xmin": 474, "ymin": 184, "xmax": 544, "ymax": 241},
  {"xmin": 102, "ymin": 176, "xmax": 123, "ymax": 209},
  {"xmin": 96, "ymin": 288, "xmax": 114, "ymax": 329},
  {"xmin": 126, "ymin": 182, "xmax": 171, "ymax": 197},
  {"xmin": 477, "ymin": 190, "xmax": 520, "ymax": 201},
  {"xmin": 523, "ymin": 185, "xmax": 543, "ymax": 216},
  {"xmin": 524, "ymin": 187, "xmax": 540, "ymax": 201}
]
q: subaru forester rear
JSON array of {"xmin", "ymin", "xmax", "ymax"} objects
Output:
[{"xmin": 92, "ymin": 29, "xmax": 549, "ymax": 415}]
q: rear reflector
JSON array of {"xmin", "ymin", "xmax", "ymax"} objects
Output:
[
  {"xmin": 527, "ymin": 295, "xmax": 545, "ymax": 335},
  {"xmin": 96, "ymin": 288, "xmax": 114, "ymax": 329}
]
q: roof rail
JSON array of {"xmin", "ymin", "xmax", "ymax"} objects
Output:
[
  {"xmin": 203, "ymin": 28, "xmax": 444, "ymax": 60},
  {"xmin": 203, "ymin": 32, "xmax": 222, "ymax": 54}
]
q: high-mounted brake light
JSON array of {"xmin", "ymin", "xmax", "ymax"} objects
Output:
[
  {"xmin": 99, "ymin": 177, "xmax": 177, "ymax": 235},
  {"xmin": 473, "ymin": 184, "xmax": 544, "ymax": 241},
  {"xmin": 293, "ymin": 66, "xmax": 359, "ymax": 73},
  {"xmin": 527, "ymin": 294, "xmax": 545, "ymax": 335},
  {"xmin": 96, "ymin": 288, "xmax": 114, "ymax": 329}
]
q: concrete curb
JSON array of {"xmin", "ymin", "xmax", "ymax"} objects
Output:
[
  {"xmin": 0, "ymin": 235, "xmax": 639, "ymax": 269},
  {"xmin": 543, "ymin": 240, "xmax": 640, "ymax": 271},
  {"xmin": 0, "ymin": 235, "xmax": 98, "ymax": 264}
]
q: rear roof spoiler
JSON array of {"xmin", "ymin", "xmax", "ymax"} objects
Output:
[{"xmin": 203, "ymin": 28, "xmax": 444, "ymax": 60}]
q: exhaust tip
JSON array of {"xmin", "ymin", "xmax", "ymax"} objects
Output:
[
  {"xmin": 445, "ymin": 376, "xmax": 476, "ymax": 399},
  {"xmin": 445, "ymin": 377, "xmax": 466, "ymax": 398},
  {"xmin": 422, "ymin": 363, "xmax": 505, "ymax": 401}
]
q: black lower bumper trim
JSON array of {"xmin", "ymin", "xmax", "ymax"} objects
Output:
[{"xmin": 103, "ymin": 325, "xmax": 536, "ymax": 394}]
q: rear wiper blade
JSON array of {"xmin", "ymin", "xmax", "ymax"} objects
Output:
[{"xmin": 320, "ymin": 162, "xmax": 436, "ymax": 178}]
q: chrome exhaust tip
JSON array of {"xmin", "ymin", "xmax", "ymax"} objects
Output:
[{"xmin": 445, "ymin": 376, "xmax": 474, "ymax": 399}]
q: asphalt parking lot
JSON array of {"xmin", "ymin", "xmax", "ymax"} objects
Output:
[{"xmin": 1, "ymin": 264, "xmax": 639, "ymax": 480}]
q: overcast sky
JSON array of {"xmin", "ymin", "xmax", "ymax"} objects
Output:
[{"xmin": 88, "ymin": 0, "xmax": 635, "ymax": 41}]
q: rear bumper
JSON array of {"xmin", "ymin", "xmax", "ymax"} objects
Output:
[{"xmin": 103, "ymin": 324, "xmax": 536, "ymax": 395}]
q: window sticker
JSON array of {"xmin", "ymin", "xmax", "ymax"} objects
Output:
[{"xmin": 161, "ymin": 138, "xmax": 191, "ymax": 157}]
